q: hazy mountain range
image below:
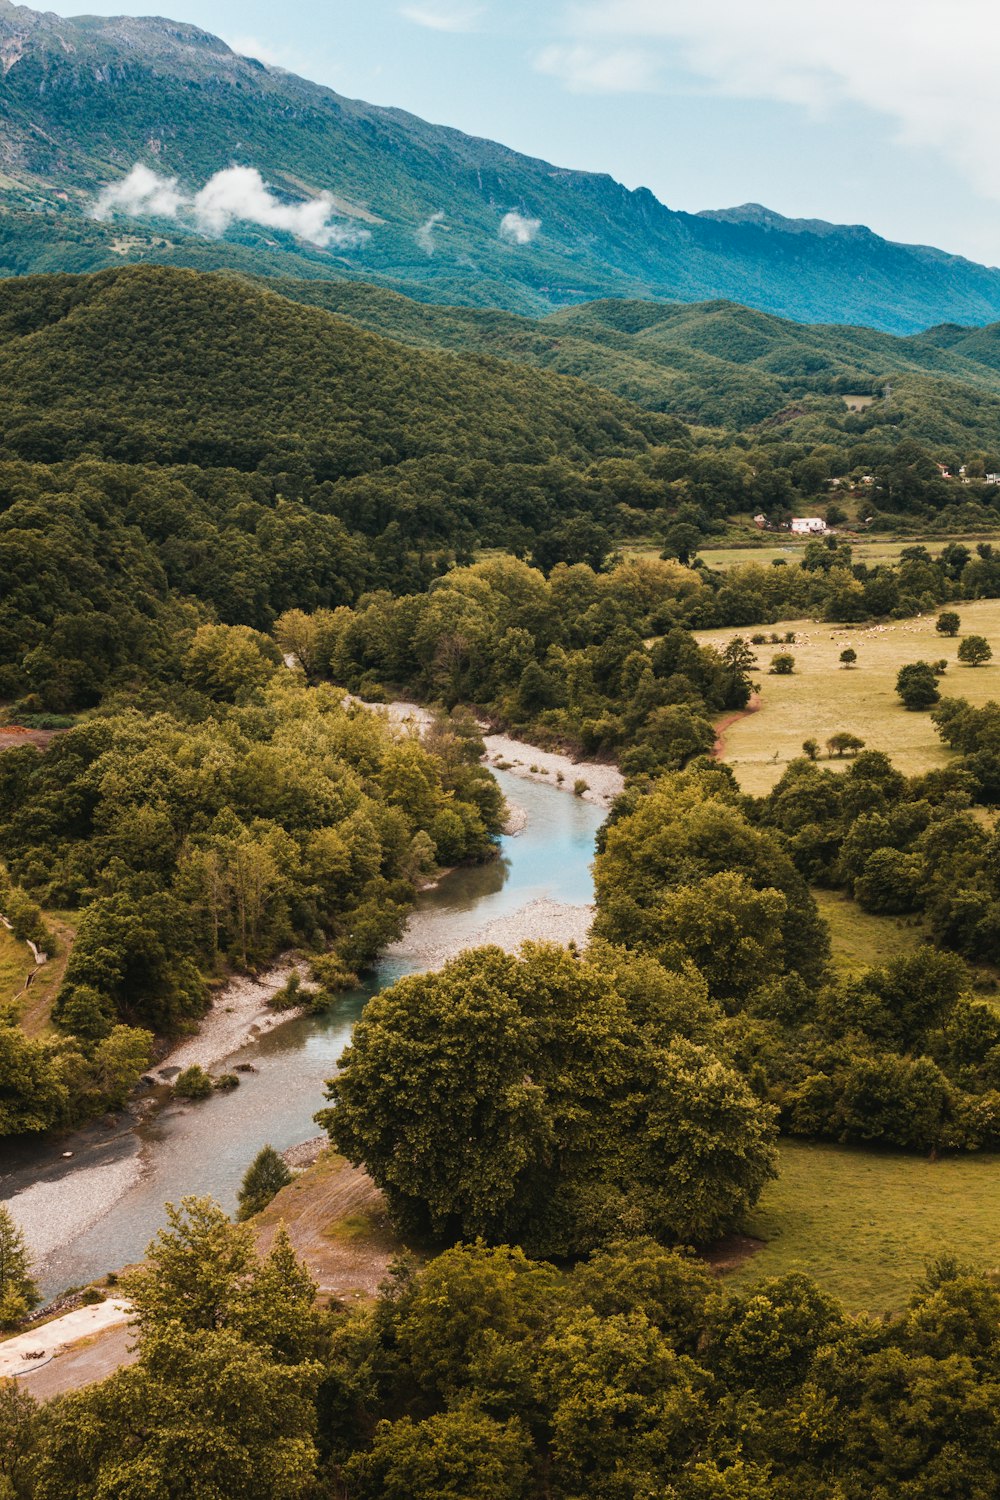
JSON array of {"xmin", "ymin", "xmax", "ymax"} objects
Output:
[{"xmin": 3, "ymin": 0, "xmax": 1000, "ymax": 333}]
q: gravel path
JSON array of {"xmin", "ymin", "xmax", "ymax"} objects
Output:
[{"xmin": 0, "ymin": 1300, "xmax": 132, "ymax": 1380}]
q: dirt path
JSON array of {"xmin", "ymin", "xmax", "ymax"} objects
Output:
[
  {"xmin": 15, "ymin": 1323, "xmax": 136, "ymax": 1400},
  {"xmin": 0, "ymin": 727, "xmax": 62, "ymax": 753},
  {"xmin": 712, "ymin": 694, "xmax": 761, "ymax": 759}
]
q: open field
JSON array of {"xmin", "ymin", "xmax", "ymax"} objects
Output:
[
  {"xmin": 696, "ymin": 539, "xmax": 947, "ymax": 570},
  {"xmin": 813, "ymin": 889, "xmax": 926, "ymax": 976},
  {"xmin": 698, "ymin": 597, "xmax": 1000, "ymax": 795},
  {"xmin": 732, "ymin": 1140, "xmax": 1000, "ymax": 1314},
  {"xmin": 622, "ymin": 535, "xmax": 1000, "ymax": 571}
]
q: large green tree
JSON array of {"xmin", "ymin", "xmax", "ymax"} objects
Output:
[{"xmin": 321, "ymin": 943, "xmax": 776, "ymax": 1255}]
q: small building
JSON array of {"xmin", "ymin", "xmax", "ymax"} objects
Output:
[
  {"xmin": 790, "ymin": 517, "xmax": 827, "ymax": 535},
  {"xmin": 753, "ymin": 513, "xmax": 768, "ymax": 529},
  {"xmin": 986, "ymin": 474, "xmax": 1000, "ymax": 486}
]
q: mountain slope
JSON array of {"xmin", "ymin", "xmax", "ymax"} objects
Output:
[{"xmin": 2, "ymin": 0, "xmax": 1000, "ymax": 331}]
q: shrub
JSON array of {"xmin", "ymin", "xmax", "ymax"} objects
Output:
[
  {"xmin": 237, "ymin": 1144, "xmax": 293, "ymax": 1220},
  {"xmin": 770, "ymin": 653, "xmax": 795, "ymax": 675},
  {"xmin": 573, "ymin": 779, "xmax": 589, "ymax": 797},
  {"xmin": 173, "ymin": 1065, "xmax": 214, "ymax": 1100}
]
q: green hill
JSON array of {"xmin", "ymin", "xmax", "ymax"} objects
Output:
[
  {"xmin": 0, "ymin": 265, "xmax": 677, "ymax": 477},
  {"xmin": 265, "ymin": 277, "xmax": 1000, "ymax": 444},
  {"xmin": 4, "ymin": 1, "xmax": 1000, "ymax": 331}
]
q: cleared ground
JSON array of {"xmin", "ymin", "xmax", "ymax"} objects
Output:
[
  {"xmin": 732, "ymin": 1140, "xmax": 1000, "ymax": 1314},
  {"xmin": 698, "ymin": 597, "xmax": 1000, "ymax": 795},
  {"xmin": 813, "ymin": 889, "xmax": 926, "ymax": 976},
  {"xmin": 255, "ymin": 1150, "xmax": 406, "ymax": 1303}
]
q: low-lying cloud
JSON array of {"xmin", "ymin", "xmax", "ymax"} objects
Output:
[
  {"xmin": 92, "ymin": 164, "xmax": 370, "ymax": 249},
  {"xmin": 499, "ymin": 210, "xmax": 541, "ymax": 245},
  {"xmin": 416, "ymin": 210, "xmax": 446, "ymax": 253}
]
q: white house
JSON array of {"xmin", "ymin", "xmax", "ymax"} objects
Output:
[{"xmin": 790, "ymin": 517, "xmax": 827, "ymax": 535}]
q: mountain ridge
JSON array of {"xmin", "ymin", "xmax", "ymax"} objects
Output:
[{"xmin": 2, "ymin": 0, "xmax": 1000, "ymax": 331}]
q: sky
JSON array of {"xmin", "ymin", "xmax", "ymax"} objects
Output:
[{"xmin": 40, "ymin": 0, "xmax": 1000, "ymax": 266}]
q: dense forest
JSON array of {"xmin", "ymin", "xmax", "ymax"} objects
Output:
[
  {"xmin": 0, "ymin": 674, "xmax": 503, "ymax": 1135},
  {"xmin": 273, "ymin": 276, "xmax": 1000, "ymax": 437}
]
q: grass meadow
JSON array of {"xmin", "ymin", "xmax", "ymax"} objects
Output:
[
  {"xmin": 697, "ymin": 597, "xmax": 1000, "ymax": 795},
  {"xmin": 732, "ymin": 1140, "xmax": 1000, "ymax": 1313}
]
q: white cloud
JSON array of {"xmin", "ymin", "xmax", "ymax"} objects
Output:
[
  {"xmin": 416, "ymin": 210, "xmax": 446, "ymax": 253},
  {"xmin": 226, "ymin": 33, "xmax": 287, "ymax": 68},
  {"xmin": 92, "ymin": 163, "xmax": 186, "ymax": 221},
  {"xmin": 499, "ymin": 210, "xmax": 541, "ymax": 245},
  {"xmin": 567, "ymin": 0, "xmax": 1000, "ymax": 202},
  {"xmin": 534, "ymin": 42, "xmax": 658, "ymax": 93},
  {"xmin": 400, "ymin": 2, "xmax": 485, "ymax": 32},
  {"xmin": 92, "ymin": 164, "xmax": 370, "ymax": 250}
]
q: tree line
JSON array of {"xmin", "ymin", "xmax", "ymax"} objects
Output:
[{"xmin": 4, "ymin": 1195, "xmax": 1000, "ymax": 1498}]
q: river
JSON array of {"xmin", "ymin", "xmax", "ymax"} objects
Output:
[{"xmin": 1, "ymin": 768, "xmax": 605, "ymax": 1298}]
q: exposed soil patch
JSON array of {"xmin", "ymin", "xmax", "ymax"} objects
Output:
[
  {"xmin": 0, "ymin": 727, "xmax": 60, "ymax": 752},
  {"xmin": 701, "ymin": 1233, "xmax": 766, "ymax": 1274},
  {"xmin": 254, "ymin": 1151, "xmax": 406, "ymax": 1303}
]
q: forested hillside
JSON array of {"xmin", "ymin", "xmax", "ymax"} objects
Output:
[
  {"xmin": 6, "ymin": 265, "xmax": 1000, "ymax": 716},
  {"xmin": 274, "ymin": 277, "xmax": 1000, "ymax": 433},
  {"xmin": 4, "ymin": 0, "xmax": 1000, "ymax": 329}
]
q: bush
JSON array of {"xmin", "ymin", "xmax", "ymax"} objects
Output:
[
  {"xmin": 173, "ymin": 1065, "xmax": 214, "ymax": 1100},
  {"xmin": 237, "ymin": 1144, "xmax": 293, "ymax": 1220},
  {"xmin": 573, "ymin": 779, "xmax": 589, "ymax": 797},
  {"xmin": 269, "ymin": 972, "xmax": 304, "ymax": 1012},
  {"xmin": 770, "ymin": 653, "xmax": 795, "ymax": 675}
]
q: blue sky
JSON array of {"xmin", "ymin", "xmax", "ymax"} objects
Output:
[{"xmin": 44, "ymin": 0, "xmax": 1000, "ymax": 266}]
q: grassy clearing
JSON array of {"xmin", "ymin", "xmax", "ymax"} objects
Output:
[
  {"xmin": 813, "ymin": 889, "xmax": 926, "ymax": 977},
  {"xmin": 0, "ymin": 924, "xmax": 34, "ymax": 1003},
  {"xmin": 6, "ymin": 913, "xmax": 75, "ymax": 1037},
  {"xmin": 731, "ymin": 1139, "xmax": 1000, "ymax": 1314},
  {"xmin": 696, "ymin": 539, "xmax": 940, "ymax": 570},
  {"xmin": 697, "ymin": 597, "xmax": 1000, "ymax": 795},
  {"xmin": 621, "ymin": 535, "xmax": 998, "ymax": 571}
]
